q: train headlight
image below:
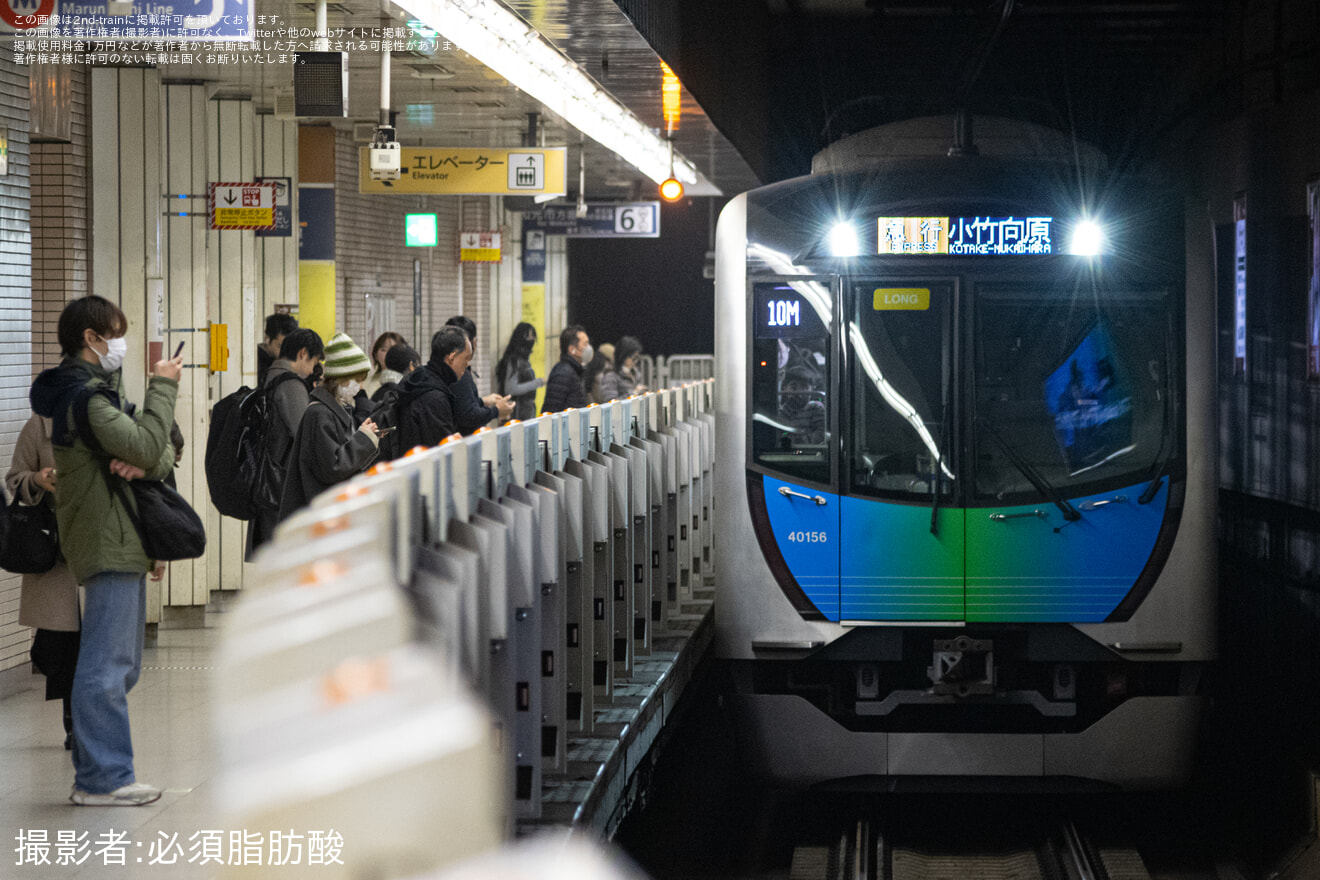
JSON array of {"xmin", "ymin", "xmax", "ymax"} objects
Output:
[
  {"xmin": 1069, "ymin": 220, "xmax": 1105, "ymax": 256},
  {"xmin": 828, "ymin": 221, "xmax": 860, "ymax": 257}
]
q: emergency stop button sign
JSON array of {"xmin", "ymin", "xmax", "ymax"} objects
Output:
[{"xmin": 208, "ymin": 182, "xmax": 277, "ymax": 231}]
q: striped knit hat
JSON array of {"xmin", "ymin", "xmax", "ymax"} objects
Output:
[{"xmin": 322, "ymin": 332, "xmax": 371, "ymax": 379}]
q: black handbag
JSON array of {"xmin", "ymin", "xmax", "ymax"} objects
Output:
[
  {"xmin": 69, "ymin": 385, "xmax": 206, "ymax": 562},
  {"xmin": 111, "ymin": 476, "xmax": 206, "ymax": 562},
  {"xmin": 0, "ymin": 494, "xmax": 59, "ymax": 574}
]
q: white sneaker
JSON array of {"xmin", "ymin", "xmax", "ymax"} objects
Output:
[{"xmin": 70, "ymin": 782, "xmax": 162, "ymax": 806}]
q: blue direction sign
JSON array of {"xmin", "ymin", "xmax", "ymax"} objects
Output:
[
  {"xmin": 1, "ymin": 0, "xmax": 251, "ymax": 39},
  {"xmin": 523, "ymin": 202, "xmax": 660, "ymax": 239}
]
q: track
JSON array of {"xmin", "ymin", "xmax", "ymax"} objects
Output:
[{"xmin": 786, "ymin": 816, "xmax": 1231, "ymax": 880}]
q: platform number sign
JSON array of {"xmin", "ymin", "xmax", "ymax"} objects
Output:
[{"xmin": 615, "ymin": 203, "xmax": 658, "ymax": 236}]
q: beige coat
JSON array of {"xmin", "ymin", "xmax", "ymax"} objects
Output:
[{"xmin": 5, "ymin": 413, "xmax": 79, "ymax": 631}]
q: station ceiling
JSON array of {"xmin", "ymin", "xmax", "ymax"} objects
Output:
[
  {"xmin": 650, "ymin": 0, "xmax": 1285, "ymax": 182},
  {"xmin": 155, "ymin": 1, "xmax": 1310, "ymax": 198},
  {"xmin": 162, "ymin": 0, "xmax": 761, "ymax": 201}
]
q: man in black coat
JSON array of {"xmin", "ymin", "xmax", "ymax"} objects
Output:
[
  {"xmin": 395, "ymin": 326, "xmax": 471, "ymax": 451},
  {"xmin": 541, "ymin": 325, "xmax": 591, "ymax": 414},
  {"xmin": 444, "ymin": 315, "xmax": 514, "ymax": 433},
  {"xmin": 257, "ymin": 313, "xmax": 298, "ymax": 388}
]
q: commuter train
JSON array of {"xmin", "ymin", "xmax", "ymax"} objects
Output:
[{"xmin": 713, "ymin": 116, "xmax": 1215, "ymax": 790}]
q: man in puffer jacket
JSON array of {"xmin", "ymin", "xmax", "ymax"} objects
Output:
[
  {"xmin": 30, "ymin": 295, "xmax": 182, "ymax": 807},
  {"xmin": 541, "ymin": 325, "xmax": 591, "ymax": 414},
  {"xmin": 394, "ymin": 326, "xmax": 470, "ymax": 452}
]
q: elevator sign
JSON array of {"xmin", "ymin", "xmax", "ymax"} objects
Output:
[{"xmin": 208, "ymin": 182, "xmax": 276, "ymax": 231}]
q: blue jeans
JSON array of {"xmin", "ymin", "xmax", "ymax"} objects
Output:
[{"xmin": 70, "ymin": 571, "xmax": 146, "ymax": 794}]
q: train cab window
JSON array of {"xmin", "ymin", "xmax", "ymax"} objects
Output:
[
  {"xmin": 973, "ymin": 286, "xmax": 1172, "ymax": 502},
  {"xmin": 751, "ymin": 282, "xmax": 832, "ymax": 485},
  {"xmin": 847, "ymin": 282, "xmax": 954, "ymax": 500}
]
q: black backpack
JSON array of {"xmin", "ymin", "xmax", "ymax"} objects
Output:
[
  {"xmin": 369, "ymin": 386, "xmax": 405, "ymax": 461},
  {"xmin": 205, "ymin": 373, "xmax": 304, "ymax": 519}
]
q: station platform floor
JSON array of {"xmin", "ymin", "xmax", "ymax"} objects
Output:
[
  {"xmin": 2, "ymin": 625, "xmax": 222, "ymax": 879},
  {"xmin": 1, "ymin": 590, "xmax": 715, "ymax": 877}
]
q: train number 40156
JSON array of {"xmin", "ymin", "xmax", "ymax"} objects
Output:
[{"xmin": 786, "ymin": 531, "xmax": 828, "ymax": 543}]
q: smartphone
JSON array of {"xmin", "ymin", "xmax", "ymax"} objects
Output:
[
  {"xmin": 376, "ymin": 426, "xmax": 394, "ymax": 436},
  {"xmin": 172, "ymin": 340, "xmax": 185, "ymax": 359}
]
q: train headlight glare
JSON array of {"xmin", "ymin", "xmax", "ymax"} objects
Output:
[
  {"xmin": 1069, "ymin": 220, "xmax": 1104, "ymax": 256},
  {"xmin": 829, "ymin": 222, "xmax": 860, "ymax": 258}
]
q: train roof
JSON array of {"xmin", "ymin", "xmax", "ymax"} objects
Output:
[{"xmin": 811, "ymin": 116, "xmax": 1108, "ymax": 176}]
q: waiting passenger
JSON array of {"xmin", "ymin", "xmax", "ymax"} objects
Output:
[
  {"xmin": 363, "ymin": 331, "xmax": 407, "ymax": 399},
  {"xmin": 583, "ymin": 346, "xmax": 612, "ymax": 405},
  {"xmin": 257, "ymin": 313, "xmax": 298, "ymax": 388},
  {"xmin": 444, "ymin": 316, "xmax": 514, "ymax": 433},
  {"xmin": 542, "ymin": 325, "xmax": 591, "ymax": 414},
  {"xmin": 371, "ymin": 343, "xmax": 420, "ymax": 404},
  {"xmin": 6, "ymin": 410, "xmax": 80, "ymax": 752},
  {"xmin": 395, "ymin": 326, "xmax": 470, "ymax": 451},
  {"xmin": 494, "ymin": 322, "xmax": 545, "ymax": 422},
  {"xmin": 277, "ymin": 333, "xmax": 379, "ymax": 522},
  {"xmin": 599, "ymin": 335, "xmax": 648, "ymax": 401},
  {"xmin": 31, "ymin": 295, "xmax": 183, "ymax": 806},
  {"xmin": 246, "ymin": 327, "xmax": 323, "ymax": 557}
]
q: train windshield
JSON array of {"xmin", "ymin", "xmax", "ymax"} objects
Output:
[
  {"xmin": 848, "ymin": 281, "xmax": 955, "ymax": 500},
  {"xmin": 972, "ymin": 285, "xmax": 1171, "ymax": 502},
  {"xmin": 750, "ymin": 282, "xmax": 833, "ymax": 485}
]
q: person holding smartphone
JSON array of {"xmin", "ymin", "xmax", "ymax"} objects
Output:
[
  {"xmin": 30, "ymin": 295, "xmax": 183, "ymax": 807},
  {"xmin": 277, "ymin": 333, "xmax": 380, "ymax": 522}
]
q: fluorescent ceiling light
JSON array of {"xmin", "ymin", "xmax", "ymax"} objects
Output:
[{"xmin": 395, "ymin": 0, "xmax": 703, "ymax": 189}]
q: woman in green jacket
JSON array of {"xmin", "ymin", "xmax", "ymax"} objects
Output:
[{"xmin": 30, "ymin": 295, "xmax": 183, "ymax": 807}]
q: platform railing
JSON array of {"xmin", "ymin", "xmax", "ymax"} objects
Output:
[
  {"xmin": 212, "ymin": 380, "xmax": 716, "ymax": 878},
  {"xmin": 637, "ymin": 353, "xmax": 715, "ymax": 391}
]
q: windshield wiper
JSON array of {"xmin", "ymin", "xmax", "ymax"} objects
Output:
[{"xmin": 977, "ymin": 417, "xmax": 1081, "ymax": 523}]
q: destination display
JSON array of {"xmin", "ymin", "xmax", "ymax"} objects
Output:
[{"xmin": 876, "ymin": 216, "xmax": 1053, "ymax": 255}]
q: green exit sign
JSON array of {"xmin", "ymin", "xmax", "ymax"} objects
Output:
[{"xmin": 405, "ymin": 213, "xmax": 438, "ymax": 247}]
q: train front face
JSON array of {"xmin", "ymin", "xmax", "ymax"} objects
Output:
[{"xmin": 714, "ymin": 155, "xmax": 1215, "ymax": 791}]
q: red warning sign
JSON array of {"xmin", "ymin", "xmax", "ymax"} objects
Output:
[{"xmin": 208, "ymin": 182, "xmax": 277, "ymax": 231}]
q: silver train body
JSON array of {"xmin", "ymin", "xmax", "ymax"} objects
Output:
[{"xmin": 713, "ymin": 117, "xmax": 1216, "ymax": 790}]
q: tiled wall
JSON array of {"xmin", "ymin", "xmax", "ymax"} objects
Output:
[
  {"xmin": 0, "ymin": 45, "xmax": 34, "ymax": 689},
  {"xmin": 30, "ymin": 67, "xmax": 88, "ymax": 376},
  {"xmin": 332, "ymin": 131, "xmax": 502, "ymax": 391},
  {"xmin": 459, "ymin": 197, "xmax": 494, "ymax": 390}
]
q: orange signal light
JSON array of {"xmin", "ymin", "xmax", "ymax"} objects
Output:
[
  {"xmin": 660, "ymin": 177, "xmax": 684, "ymax": 202},
  {"xmin": 661, "ymin": 61, "xmax": 681, "ymax": 134}
]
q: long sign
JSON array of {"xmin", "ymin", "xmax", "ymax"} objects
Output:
[
  {"xmin": 359, "ymin": 147, "xmax": 567, "ymax": 196},
  {"xmin": 523, "ymin": 202, "xmax": 660, "ymax": 238}
]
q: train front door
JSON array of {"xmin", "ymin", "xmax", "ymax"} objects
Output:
[{"xmin": 840, "ymin": 280, "xmax": 965, "ymax": 622}]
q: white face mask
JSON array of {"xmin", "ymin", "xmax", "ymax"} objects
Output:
[
  {"xmin": 96, "ymin": 336, "xmax": 128, "ymax": 372},
  {"xmin": 579, "ymin": 343, "xmax": 594, "ymax": 365},
  {"xmin": 335, "ymin": 379, "xmax": 361, "ymax": 405}
]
